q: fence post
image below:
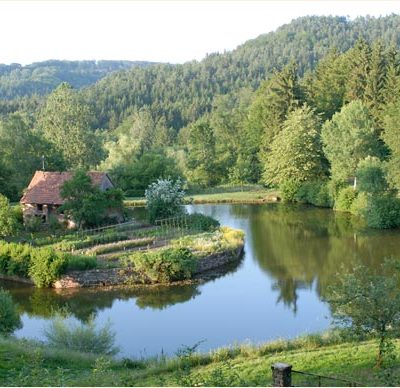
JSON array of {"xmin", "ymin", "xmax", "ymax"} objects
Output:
[{"xmin": 271, "ymin": 363, "xmax": 292, "ymax": 387}]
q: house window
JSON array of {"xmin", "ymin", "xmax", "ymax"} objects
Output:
[{"xmin": 37, "ymin": 204, "xmax": 43, "ymax": 211}]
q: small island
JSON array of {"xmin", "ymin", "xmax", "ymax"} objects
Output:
[{"xmin": 0, "ymin": 172, "xmax": 244, "ymax": 289}]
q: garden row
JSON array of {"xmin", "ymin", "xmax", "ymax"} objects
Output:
[{"xmin": 0, "ymin": 213, "xmax": 244, "ymax": 288}]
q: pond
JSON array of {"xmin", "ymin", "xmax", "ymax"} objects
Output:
[{"xmin": 2, "ymin": 203, "xmax": 400, "ymax": 358}]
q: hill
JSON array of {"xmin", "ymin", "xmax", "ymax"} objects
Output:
[
  {"xmin": 0, "ymin": 59, "xmax": 158, "ymax": 99},
  {"xmin": 83, "ymin": 14, "xmax": 400, "ymax": 131}
]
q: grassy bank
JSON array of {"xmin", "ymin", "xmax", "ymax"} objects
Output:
[
  {"xmin": 124, "ymin": 187, "xmax": 279, "ymax": 207},
  {"xmin": 1, "ymin": 333, "xmax": 399, "ymax": 386}
]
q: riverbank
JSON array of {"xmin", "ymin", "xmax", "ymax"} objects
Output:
[
  {"xmin": 1, "ymin": 333, "xmax": 398, "ymax": 386},
  {"xmin": 124, "ymin": 188, "xmax": 280, "ymax": 207}
]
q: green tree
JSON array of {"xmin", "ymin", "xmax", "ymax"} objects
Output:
[
  {"xmin": 382, "ymin": 100, "xmax": 400, "ymax": 189},
  {"xmin": 60, "ymin": 170, "xmax": 123, "ymax": 228},
  {"xmin": 110, "ymin": 150, "xmax": 182, "ymax": 197},
  {"xmin": 186, "ymin": 119, "xmax": 218, "ymax": 187},
  {"xmin": 321, "ymin": 100, "xmax": 382, "ymax": 183},
  {"xmin": 326, "ymin": 260, "xmax": 400, "ymax": 367},
  {"xmin": 304, "ymin": 49, "xmax": 349, "ymax": 120},
  {"xmin": 38, "ymin": 83, "xmax": 103, "ymax": 169},
  {"xmin": 247, "ymin": 63, "xmax": 304, "ymax": 157},
  {"xmin": 0, "ymin": 113, "xmax": 65, "ymax": 200},
  {"xmin": 0, "ymin": 194, "xmax": 18, "ymax": 237},
  {"xmin": 263, "ymin": 105, "xmax": 326, "ymax": 189}
]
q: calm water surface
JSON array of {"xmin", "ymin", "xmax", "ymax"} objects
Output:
[{"xmin": 2, "ymin": 204, "xmax": 400, "ymax": 357}]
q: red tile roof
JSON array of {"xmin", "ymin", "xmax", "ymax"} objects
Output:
[{"xmin": 20, "ymin": 171, "xmax": 111, "ymax": 205}]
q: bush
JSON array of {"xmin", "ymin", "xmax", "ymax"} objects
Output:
[
  {"xmin": 350, "ymin": 191, "xmax": 369, "ymax": 217},
  {"xmin": 0, "ymin": 242, "xmax": 32, "ymax": 278},
  {"xmin": 356, "ymin": 156, "xmax": 388, "ymax": 194},
  {"xmin": 44, "ymin": 315, "xmax": 119, "ymax": 355},
  {"xmin": 131, "ymin": 247, "xmax": 197, "ymax": 283},
  {"xmin": 295, "ymin": 181, "xmax": 333, "ymax": 207},
  {"xmin": 29, "ymin": 248, "xmax": 68, "ymax": 287},
  {"xmin": 334, "ymin": 187, "xmax": 358, "ymax": 212},
  {"xmin": 0, "ymin": 194, "xmax": 18, "ymax": 237},
  {"xmin": 145, "ymin": 178, "xmax": 186, "ymax": 224},
  {"xmin": 364, "ymin": 195, "xmax": 400, "ymax": 229},
  {"xmin": 24, "ymin": 215, "xmax": 43, "ymax": 233},
  {"xmin": 0, "ymin": 288, "xmax": 22, "ymax": 335},
  {"xmin": 279, "ymin": 180, "xmax": 301, "ymax": 202},
  {"xmin": 187, "ymin": 213, "xmax": 220, "ymax": 232}
]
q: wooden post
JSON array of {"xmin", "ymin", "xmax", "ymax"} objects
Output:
[{"xmin": 271, "ymin": 363, "xmax": 292, "ymax": 387}]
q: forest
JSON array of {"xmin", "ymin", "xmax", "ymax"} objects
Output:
[{"xmin": 1, "ymin": 14, "xmax": 400, "ymax": 227}]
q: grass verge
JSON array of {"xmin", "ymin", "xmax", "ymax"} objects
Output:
[{"xmin": 1, "ymin": 333, "xmax": 399, "ymax": 386}]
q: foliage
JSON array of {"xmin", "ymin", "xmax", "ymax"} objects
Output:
[
  {"xmin": 43, "ymin": 315, "xmax": 119, "ymax": 356},
  {"xmin": 279, "ymin": 179, "xmax": 302, "ymax": 202},
  {"xmin": 38, "ymin": 83, "xmax": 103, "ymax": 169},
  {"xmin": 356, "ymin": 156, "xmax": 388, "ymax": 194},
  {"xmin": 28, "ymin": 248, "xmax": 68, "ymax": 287},
  {"xmin": 186, "ymin": 213, "xmax": 220, "ymax": 232},
  {"xmin": 349, "ymin": 191, "xmax": 369, "ymax": 217},
  {"xmin": 334, "ymin": 187, "xmax": 358, "ymax": 212},
  {"xmin": 0, "ymin": 288, "xmax": 22, "ymax": 336},
  {"xmin": 321, "ymin": 100, "xmax": 382, "ymax": 182},
  {"xmin": 326, "ymin": 260, "xmax": 400, "ymax": 367},
  {"xmin": 186, "ymin": 119, "xmax": 218, "ymax": 187},
  {"xmin": 110, "ymin": 150, "xmax": 182, "ymax": 197},
  {"xmin": 295, "ymin": 181, "xmax": 333, "ymax": 207},
  {"xmin": 0, "ymin": 241, "xmax": 93, "ymax": 287},
  {"xmin": 363, "ymin": 194, "xmax": 400, "ymax": 229},
  {"xmin": 0, "ymin": 194, "xmax": 18, "ymax": 237},
  {"xmin": 130, "ymin": 247, "xmax": 197, "ymax": 283},
  {"xmin": 145, "ymin": 178, "xmax": 186, "ymax": 224},
  {"xmin": 0, "ymin": 60, "xmax": 142, "ymax": 99},
  {"xmin": 60, "ymin": 170, "xmax": 124, "ymax": 228},
  {"xmin": 263, "ymin": 105, "xmax": 326, "ymax": 188},
  {"xmin": 382, "ymin": 99, "xmax": 400, "ymax": 189},
  {"xmin": 0, "ymin": 113, "xmax": 65, "ymax": 200}
]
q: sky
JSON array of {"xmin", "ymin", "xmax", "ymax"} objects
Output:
[{"xmin": 1, "ymin": 0, "xmax": 400, "ymax": 65}]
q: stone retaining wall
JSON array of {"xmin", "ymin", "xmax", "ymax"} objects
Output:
[{"xmin": 53, "ymin": 245, "xmax": 244, "ymax": 289}]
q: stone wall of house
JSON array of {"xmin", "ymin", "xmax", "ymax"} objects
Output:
[{"xmin": 53, "ymin": 245, "xmax": 244, "ymax": 289}]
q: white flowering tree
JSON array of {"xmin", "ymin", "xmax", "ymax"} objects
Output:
[{"xmin": 145, "ymin": 179, "xmax": 186, "ymax": 223}]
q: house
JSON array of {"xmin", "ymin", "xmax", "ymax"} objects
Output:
[{"xmin": 20, "ymin": 171, "xmax": 117, "ymax": 225}]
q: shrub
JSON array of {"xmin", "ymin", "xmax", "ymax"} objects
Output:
[
  {"xmin": 350, "ymin": 191, "xmax": 369, "ymax": 217},
  {"xmin": 186, "ymin": 213, "xmax": 220, "ymax": 232},
  {"xmin": 24, "ymin": 215, "xmax": 43, "ymax": 232},
  {"xmin": 43, "ymin": 315, "xmax": 119, "ymax": 355},
  {"xmin": 364, "ymin": 195, "xmax": 400, "ymax": 229},
  {"xmin": 279, "ymin": 179, "xmax": 301, "ymax": 202},
  {"xmin": 0, "ymin": 242, "xmax": 32, "ymax": 278},
  {"xmin": 131, "ymin": 247, "xmax": 196, "ymax": 283},
  {"xmin": 295, "ymin": 181, "xmax": 333, "ymax": 207},
  {"xmin": 356, "ymin": 156, "xmax": 388, "ymax": 194},
  {"xmin": 145, "ymin": 178, "xmax": 186, "ymax": 224},
  {"xmin": 29, "ymin": 248, "xmax": 68, "ymax": 287},
  {"xmin": 334, "ymin": 187, "xmax": 358, "ymax": 212},
  {"xmin": 0, "ymin": 288, "xmax": 22, "ymax": 335},
  {"xmin": 0, "ymin": 194, "xmax": 18, "ymax": 237}
]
